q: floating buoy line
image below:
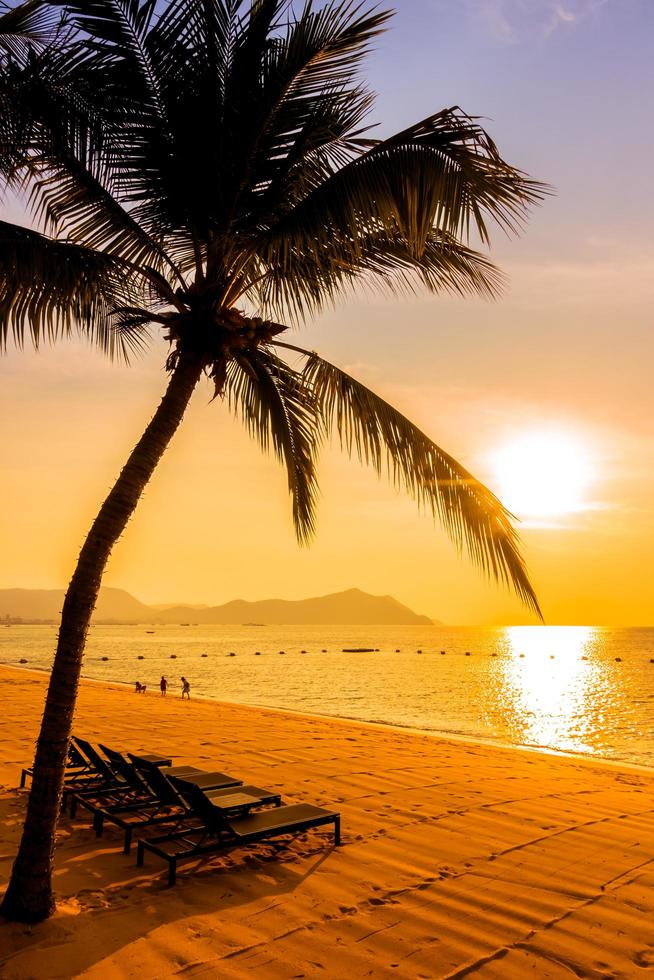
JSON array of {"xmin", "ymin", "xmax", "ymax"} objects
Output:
[{"xmin": 83, "ymin": 645, "xmax": 654, "ymax": 665}]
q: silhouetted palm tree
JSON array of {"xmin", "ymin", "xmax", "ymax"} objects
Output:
[{"xmin": 0, "ymin": 0, "xmax": 544, "ymax": 922}]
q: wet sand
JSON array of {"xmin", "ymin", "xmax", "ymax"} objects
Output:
[{"xmin": 1, "ymin": 665, "xmax": 653, "ymax": 978}]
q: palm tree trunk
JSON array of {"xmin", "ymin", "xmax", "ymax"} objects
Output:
[{"xmin": 0, "ymin": 350, "xmax": 205, "ymax": 923}]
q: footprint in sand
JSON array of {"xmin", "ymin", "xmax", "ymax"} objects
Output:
[{"xmin": 633, "ymin": 949, "xmax": 654, "ymax": 968}]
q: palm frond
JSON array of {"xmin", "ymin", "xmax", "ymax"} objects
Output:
[
  {"xmin": 259, "ymin": 106, "xmax": 547, "ymax": 263},
  {"xmin": 28, "ymin": 157, "xmax": 175, "ymax": 272},
  {"xmin": 251, "ymin": 229, "xmax": 505, "ymax": 320},
  {"xmin": 1, "ymin": 38, "xmax": 184, "ymax": 283},
  {"xmin": 278, "ymin": 344, "xmax": 541, "ymax": 615},
  {"xmin": 0, "ymin": 219, "xmax": 142, "ymax": 359},
  {"xmin": 361, "ymin": 107, "xmax": 548, "ymax": 242},
  {"xmin": 57, "ymin": 0, "xmax": 161, "ymax": 108},
  {"xmin": 225, "ymin": 346, "xmax": 321, "ymax": 544},
  {"xmin": 223, "ymin": 2, "xmax": 390, "ymax": 223},
  {"xmin": 0, "ymin": 0, "xmax": 61, "ymax": 61},
  {"xmin": 110, "ymin": 305, "xmax": 156, "ymax": 356}
]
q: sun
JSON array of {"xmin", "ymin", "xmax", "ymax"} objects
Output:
[{"xmin": 490, "ymin": 430, "xmax": 594, "ymax": 519}]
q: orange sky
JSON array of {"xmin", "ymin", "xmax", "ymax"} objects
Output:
[
  {"xmin": 1, "ymin": 247, "xmax": 652, "ymax": 626},
  {"xmin": 2, "ymin": 2, "xmax": 653, "ymax": 625}
]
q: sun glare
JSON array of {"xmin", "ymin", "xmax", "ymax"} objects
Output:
[
  {"xmin": 502, "ymin": 626, "xmax": 600, "ymax": 754},
  {"xmin": 491, "ymin": 430, "xmax": 594, "ymax": 519}
]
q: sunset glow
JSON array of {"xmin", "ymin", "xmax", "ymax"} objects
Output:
[
  {"xmin": 491, "ymin": 431, "xmax": 595, "ymax": 519},
  {"xmin": 1, "ymin": 0, "xmax": 654, "ymax": 966},
  {"xmin": 1, "ymin": 0, "xmax": 652, "ymax": 633}
]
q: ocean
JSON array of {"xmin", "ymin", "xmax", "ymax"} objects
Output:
[{"xmin": 1, "ymin": 624, "xmax": 653, "ymax": 768}]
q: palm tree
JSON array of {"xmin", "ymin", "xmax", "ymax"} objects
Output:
[{"xmin": 0, "ymin": 0, "xmax": 544, "ymax": 923}]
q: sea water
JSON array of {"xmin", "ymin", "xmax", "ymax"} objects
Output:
[{"xmin": 1, "ymin": 624, "xmax": 653, "ymax": 767}]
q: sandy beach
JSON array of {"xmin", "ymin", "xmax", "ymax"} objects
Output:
[{"xmin": 1, "ymin": 665, "xmax": 653, "ymax": 978}]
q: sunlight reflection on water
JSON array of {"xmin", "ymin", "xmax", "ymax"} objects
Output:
[{"xmin": 500, "ymin": 626, "xmax": 607, "ymax": 755}]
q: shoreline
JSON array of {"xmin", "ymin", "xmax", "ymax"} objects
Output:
[
  {"xmin": 1, "ymin": 665, "xmax": 653, "ymax": 978},
  {"xmin": 2, "ymin": 659, "xmax": 652, "ymax": 776}
]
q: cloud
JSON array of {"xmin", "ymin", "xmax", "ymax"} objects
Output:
[{"xmin": 465, "ymin": 0, "xmax": 608, "ymax": 43}]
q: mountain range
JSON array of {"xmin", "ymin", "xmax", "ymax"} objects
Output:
[{"xmin": 0, "ymin": 587, "xmax": 435, "ymax": 626}]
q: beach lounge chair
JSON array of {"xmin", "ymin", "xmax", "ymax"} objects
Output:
[
  {"xmin": 129, "ymin": 755, "xmax": 242, "ymax": 799},
  {"xmin": 67, "ymin": 742, "xmax": 208, "ymax": 816},
  {"xmin": 100, "ymin": 744, "xmax": 205, "ymax": 785},
  {"xmin": 83, "ymin": 781, "xmax": 189, "ymax": 854},
  {"xmin": 136, "ymin": 791, "xmax": 341, "ymax": 886},
  {"xmin": 67, "ymin": 745, "xmax": 183, "ymax": 818},
  {"xmin": 63, "ymin": 739, "xmax": 197, "ymax": 811},
  {"xmin": 85, "ymin": 755, "xmax": 243, "ymax": 854},
  {"xmin": 172, "ymin": 777, "xmax": 283, "ymax": 814},
  {"xmin": 59, "ymin": 737, "xmax": 127, "ymax": 811},
  {"xmin": 69, "ymin": 745, "xmax": 232, "ymax": 821},
  {"xmin": 20, "ymin": 736, "xmax": 96, "ymax": 789},
  {"xmin": 48, "ymin": 737, "xmax": 126, "ymax": 812}
]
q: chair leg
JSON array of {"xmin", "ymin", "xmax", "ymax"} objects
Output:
[
  {"xmin": 136, "ymin": 841, "xmax": 145, "ymax": 867},
  {"xmin": 123, "ymin": 827, "xmax": 133, "ymax": 855},
  {"xmin": 168, "ymin": 858, "xmax": 177, "ymax": 887},
  {"xmin": 19, "ymin": 769, "xmax": 27, "ymax": 789},
  {"xmin": 94, "ymin": 812, "xmax": 104, "ymax": 837},
  {"xmin": 70, "ymin": 795, "xmax": 78, "ymax": 819},
  {"xmin": 334, "ymin": 816, "xmax": 341, "ymax": 846}
]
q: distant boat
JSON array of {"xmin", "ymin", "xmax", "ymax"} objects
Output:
[
  {"xmin": 180, "ymin": 623, "xmax": 190, "ymax": 626},
  {"xmin": 145, "ymin": 630, "xmax": 155, "ymax": 634},
  {"xmin": 243, "ymin": 622, "xmax": 265, "ymax": 626}
]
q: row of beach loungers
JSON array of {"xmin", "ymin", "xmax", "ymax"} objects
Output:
[{"xmin": 20, "ymin": 737, "xmax": 341, "ymax": 886}]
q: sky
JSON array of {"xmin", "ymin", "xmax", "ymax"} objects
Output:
[{"xmin": 1, "ymin": 0, "xmax": 653, "ymax": 625}]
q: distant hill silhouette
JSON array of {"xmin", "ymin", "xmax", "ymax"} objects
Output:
[
  {"xmin": 0, "ymin": 587, "xmax": 150, "ymax": 623},
  {"xmin": 0, "ymin": 587, "xmax": 435, "ymax": 626}
]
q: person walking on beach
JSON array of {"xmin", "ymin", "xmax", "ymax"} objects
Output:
[
  {"xmin": 160, "ymin": 675, "xmax": 167, "ymax": 697},
  {"xmin": 181, "ymin": 676, "xmax": 191, "ymax": 700}
]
